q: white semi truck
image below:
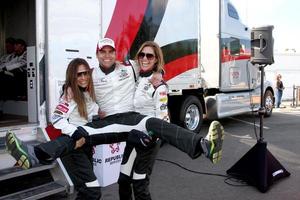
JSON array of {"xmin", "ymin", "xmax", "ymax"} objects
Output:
[{"xmin": 0, "ymin": 0, "xmax": 274, "ymax": 198}]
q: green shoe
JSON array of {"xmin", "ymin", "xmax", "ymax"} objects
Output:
[
  {"xmin": 5, "ymin": 131, "xmax": 32, "ymax": 169},
  {"xmin": 201, "ymin": 121, "xmax": 224, "ymax": 164}
]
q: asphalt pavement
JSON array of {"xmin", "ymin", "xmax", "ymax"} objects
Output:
[{"xmin": 99, "ymin": 103, "xmax": 300, "ymax": 200}]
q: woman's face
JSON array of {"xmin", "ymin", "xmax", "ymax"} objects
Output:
[
  {"xmin": 77, "ymin": 64, "xmax": 90, "ymax": 88},
  {"xmin": 138, "ymin": 46, "xmax": 157, "ymax": 72}
]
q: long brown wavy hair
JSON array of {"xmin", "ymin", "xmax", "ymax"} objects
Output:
[{"xmin": 64, "ymin": 58, "xmax": 96, "ymax": 119}]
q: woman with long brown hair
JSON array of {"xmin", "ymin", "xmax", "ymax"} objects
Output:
[{"xmin": 6, "ymin": 58, "xmax": 104, "ymax": 199}]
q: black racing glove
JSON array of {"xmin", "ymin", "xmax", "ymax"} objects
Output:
[
  {"xmin": 127, "ymin": 129, "xmax": 155, "ymax": 149},
  {"xmin": 71, "ymin": 126, "xmax": 89, "ymax": 141}
]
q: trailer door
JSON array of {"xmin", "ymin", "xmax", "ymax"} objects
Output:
[
  {"xmin": 25, "ymin": 0, "xmax": 45, "ymax": 124},
  {"xmin": 45, "ymin": 0, "xmax": 100, "ymax": 120}
]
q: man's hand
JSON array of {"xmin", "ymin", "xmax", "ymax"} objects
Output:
[
  {"xmin": 75, "ymin": 137, "xmax": 86, "ymax": 149},
  {"xmin": 149, "ymin": 72, "xmax": 163, "ymax": 88},
  {"xmin": 127, "ymin": 130, "xmax": 156, "ymax": 149},
  {"xmin": 71, "ymin": 126, "xmax": 88, "ymax": 141}
]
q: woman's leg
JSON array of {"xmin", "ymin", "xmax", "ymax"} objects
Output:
[
  {"xmin": 5, "ymin": 130, "xmax": 129, "ymax": 169},
  {"xmin": 276, "ymin": 90, "xmax": 282, "ymax": 108},
  {"xmin": 278, "ymin": 90, "xmax": 283, "ymax": 107},
  {"xmin": 85, "ymin": 112, "xmax": 224, "ymax": 162},
  {"xmin": 132, "ymin": 140, "xmax": 161, "ymax": 200},
  {"xmin": 61, "ymin": 145, "xmax": 101, "ymax": 200},
  {"xmin": 118, "ymin": 143, "xmax": 135, "ymax": 200}
]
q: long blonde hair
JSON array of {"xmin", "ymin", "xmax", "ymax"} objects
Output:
[{"xmin": 64, "ymin": 58, "xmax": 96, "ymax": 119}]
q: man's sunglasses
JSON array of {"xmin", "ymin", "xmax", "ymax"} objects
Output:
[
  {"xmin": 77, "ymin": 71, "xmax": 89, "ymax": 77},
  {"xmin": 138, "ymin": 52, "xmax": 156, "ymax": 60}
]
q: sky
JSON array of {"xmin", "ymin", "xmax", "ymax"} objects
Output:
[{"xmin": 230, "ymin": 0, "xmax": 300, "ymax": 52}]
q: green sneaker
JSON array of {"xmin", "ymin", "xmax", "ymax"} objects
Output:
[
  {"xmin": 201, "ymin": 121, "xmax": 224, "ymax": 164},
  {"xmin": 5, "ymin": 131, "xmax": 32, "ymax": 169}
]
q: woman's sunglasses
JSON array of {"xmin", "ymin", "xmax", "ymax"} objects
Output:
[
  {"xmin": 77, "ymin": 71, "xmax": 89, "ymax": 77},
  {"xmin": 138, "ymin": 52, "xmax": 155, "ymax": 60}
]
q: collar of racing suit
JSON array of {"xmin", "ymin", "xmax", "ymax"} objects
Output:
[
  {"xmin": 99, "ymin": 63, "xmax": 116, "ymax": 75},
  {"xmin": 139, "ymin": 70, "xmax": 153, "ymax": 77},
  {"xmin": 78, "ymin": 86, "xmax": 87, "ymax": 91}
]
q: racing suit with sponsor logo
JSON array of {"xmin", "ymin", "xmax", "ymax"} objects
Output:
[
  {"xmin": 34, "ymin": 91, "xmax": 105, "ymax": 200},
  {"xmin": 118, "ymin": 72, "xmax": 170, "ymax": 200}
]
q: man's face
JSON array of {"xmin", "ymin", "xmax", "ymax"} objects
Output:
[
  {"xmin": 14, "ymin": 43, "xmax": 25, "ymax": 56},
  {"xmin": 5, "ymin": 43, "xmax": 15, "ymax": 54},
  {"xmin": 96, "ymin": 46, "xmax": 116, "ymax": 70}
]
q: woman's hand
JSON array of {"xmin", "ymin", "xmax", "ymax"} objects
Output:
[
  {"xmin": 75, "ymin": 137, "xmax": 86, "ymax": 149},
  {"xmin": 149, "ymin": 72, "xmax": 163, "ymax": 88},
  {"xmin": 98, "ymin": 110, "xmax": 106, "ymax": 119}
]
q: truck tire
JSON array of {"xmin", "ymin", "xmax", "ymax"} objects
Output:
[
  {"xmin": 264, "ymin": 90, "xmax": 273, "ymax": 117},
  {"xmin": 179, "ymin": 95, "xmax": 203, "ymax": 133}
]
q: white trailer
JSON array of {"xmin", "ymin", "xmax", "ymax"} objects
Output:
[
  {"xmin": 265, "ymin": 51, "xmax": 300, "ymax": 101},
  {"xmin": 0, "ymin": 0, "xmax": 274, "ymax": 198}
]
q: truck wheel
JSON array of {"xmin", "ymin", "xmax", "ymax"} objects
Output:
[
  {"xmin": 264, "ymin": 90, "xmax": 273, "ymax": 117},
  {"xmin": 179, "ymin": 96, "xmax": 203, "ymax": 133}
]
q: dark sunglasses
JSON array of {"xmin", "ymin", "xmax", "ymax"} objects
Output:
[
  {"xmin": 77, "ymin": 71, "xmax": 89, "ymax": 77},
  {"xmin": 138, "ymin": 52, "xmax": 155, "ymax": 60}
]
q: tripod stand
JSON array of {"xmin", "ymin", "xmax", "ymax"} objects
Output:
[{"xmin": 226, "ymin": 64, "xmax": 290, "ymax": 193}]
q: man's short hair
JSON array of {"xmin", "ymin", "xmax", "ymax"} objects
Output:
[
  {"xmin": 5, "ymin": 37, "xmax": 16, "ymax": 44},
  {"xmin": 15, "ymin": 39, "xmax": 27, "ymax": 47}
]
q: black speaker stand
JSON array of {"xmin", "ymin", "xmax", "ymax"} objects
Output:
[{"xmin": 226, "ymin": 64, "xmax": 290, "ymax": 192}]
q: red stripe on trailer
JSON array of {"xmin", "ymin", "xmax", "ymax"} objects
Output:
[
  {"xmin": 163, "ymin": 54, "xmax": 198, "ymax": 81},
  {"xmin": 221, "ymin": 49, "xmax": 251, "ymax": 63},
  {"xmin": 105, "ymin": 0, "xmax": 148, "ymax": 60}
]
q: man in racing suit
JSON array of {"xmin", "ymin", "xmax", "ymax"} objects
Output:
[{"xmin": 85, "ymin": 37, "xmax": 224, "ymax": 162}]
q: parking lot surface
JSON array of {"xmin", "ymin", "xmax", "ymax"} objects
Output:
[{"xmin": 99, "ymin": 105, "xmax": 300, "ymax": 200}]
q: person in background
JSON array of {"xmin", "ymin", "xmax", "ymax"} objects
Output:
[
  {"xmin": 0, "ymin": 38, "xmax": 27, "ymax": 101},
  {"xmin": 0, "ymin": 37, "xmax": 16, "ymax": 65},
  {"xmin": 0, "ymin": 37, "xmax": 16, "ymax": 116},
  {"xmin": 118, "ymin": 41, "xmax": 169, "ymax": 200},
  {"xmin": 0, "ymin": 38, "xmax": 27, "ymax": 72},
  {"xmin": 275, "ymin": 74, "xmax": 285, "ymax": 108}
]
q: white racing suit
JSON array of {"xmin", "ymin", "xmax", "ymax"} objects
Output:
[
  {"xmin": 118, "ymin": 72, "xmax": 170, "ymax": 200},
  {"xmin": 0, "ymin": 51, "xmax": 27, "ymax": 100},
  {"xmin": 35, "ymin": 92, "xmax": 105, "ymax": 200},
  {"xmin": 0, "ymin": 51, "xmax": 27, "ymax": 71},
  {"xmin": 0, "ymin": 53, "xmax": 15, "ymax": 66}
]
